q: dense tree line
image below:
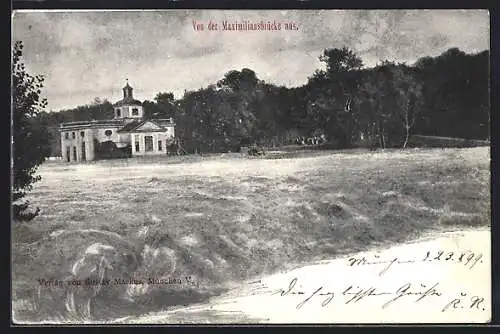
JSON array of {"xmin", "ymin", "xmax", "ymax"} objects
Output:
[
  {"xmin": 37, "ymin": 46, "xmax": 489, "ymax": 155},
  {"xmin": 413, "ymin": 48, "xmax": 489, "ymax": 140}
]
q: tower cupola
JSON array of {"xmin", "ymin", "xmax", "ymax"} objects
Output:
[
  {"xmin": 123, "ymin": 79, "xmax": 134, "ymax": 99},
  {"xmin": 113, "ymin": 79, "xmax": 144, "ymax": 121}
]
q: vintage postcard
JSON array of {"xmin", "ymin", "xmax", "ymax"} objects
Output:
[{"xmin": 11, "ymin": 9, "xmax": 491, "ymax": 324}]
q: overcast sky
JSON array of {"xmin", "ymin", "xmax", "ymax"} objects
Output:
[{"xmin": 12, "ymin": 10, "xmax": 489, "ymax": 111}]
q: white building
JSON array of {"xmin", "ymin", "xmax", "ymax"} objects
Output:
[{"xmin": 60, "ymin": 81, "xmax": 175, "ymax": 163}]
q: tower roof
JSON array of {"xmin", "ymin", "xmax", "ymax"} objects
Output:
[{"xmin": 114, "ymin": 79, "xmax": 142, "ymax": 107}]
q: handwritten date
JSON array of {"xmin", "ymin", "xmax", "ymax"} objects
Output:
[
  {"xmin": 422, "ymin": 250, "xmax": 483, "ymax": 269},
  {"xmin": 347, "ymin": 249, "xmax": 484, "ymax": 276}
]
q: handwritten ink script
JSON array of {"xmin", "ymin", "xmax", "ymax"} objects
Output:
[
  {"xmin": 267, "ymin": 277, "xmax": 486, "ymax": 313},
  {"xmin": 347, "ymin": 249, "xmax": 484, "ymax": 276},
  {"xmin": 210, "ymin": 231, "xmax": 490, "ymax": 323}
]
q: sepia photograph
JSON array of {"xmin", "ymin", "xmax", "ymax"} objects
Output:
[{"xmin": 11, "ymin": 9, "xmax": 491, "ymax": 324}]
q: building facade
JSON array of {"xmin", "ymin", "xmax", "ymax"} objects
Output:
[{"xmin": 60, "ymin": 81, "xmax": 175, "ymax": 163}]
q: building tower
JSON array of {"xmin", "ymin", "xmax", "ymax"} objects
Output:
[{"xmin": 113, "ymin": 79, "xmax": 144, "ymax": 121}]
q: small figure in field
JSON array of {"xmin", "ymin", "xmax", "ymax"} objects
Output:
[
  {"xmin": 295, "ymin": 136, "xmax": 306, "ymax": 146},
  {"xmin": 247, "ymin": 146, "xmax": 265, "ymax": 156},
  {"xmin": 167, "ymin": 138, "xmax": 187, "ymax": 156},
  {"xmin": 369, "ymin": 141, "xmax": 379, "ymax": 151}
]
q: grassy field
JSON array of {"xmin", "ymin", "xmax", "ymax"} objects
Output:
[{"xmin": 12, "ymin": 147, "xmax": 490, "ymax": 322}]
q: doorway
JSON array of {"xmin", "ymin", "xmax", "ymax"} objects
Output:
[
  {"xmin": 81, "ymin": 142, "xmax": 86, "ymax": 161},
  {"xmin": 144, "ymin": 136, "xmax": 154, "ymax": 152}
]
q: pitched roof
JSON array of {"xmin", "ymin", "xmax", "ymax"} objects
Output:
[
  {"xmin": 60, "ymin": 119, "xmax": 125, "ymax": 129},
  {"xmin": 117, "ymin": 119, "xmax": 168, "ymax": 133},
  {"xmin": 117, "ymin": 120, "xmax": 143, "ymax": 133},
  {"xmin": 155, "ymin": 118, "xmax": 176, "ymax": 127}
]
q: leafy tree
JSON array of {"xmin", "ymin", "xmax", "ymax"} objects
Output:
[
  {"xmin": 12, "ymin": 41, "xmax": 51, "ymax": 221},
  {"xmin": 155, "ymin": 92, "xmax": 174, "ymax": 103},
  {"xmin": 393, "ymin": 66, "xmax": 423, "ymax": 148},
  {"xmin": 216, "ymin": 68, "xmax": 259, "ymax": 92},
  {"xmin": 319, "ymin": 47, "xmax": 364, "ymax": 76},
  {"xmin": 413, "ymin": 48, "xmax": 489, "ymax": 139},
  {"xmin": 154, "ymin": 92, "xmax": 176, "ymax": 118},
  {"xmin": 306, "ymin": 48, "xmax": 364, "ymax": 147},
  {"xmin": 354, "ymin": 62, "xmax": 423, "ymax": 148},
  {"xmin": 142, "ymin": 100, "xmax": 161, "ymax": 119},
  {"xmin": 355, "ymin": 71, "xmax": 385, "ymax": 147}
]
